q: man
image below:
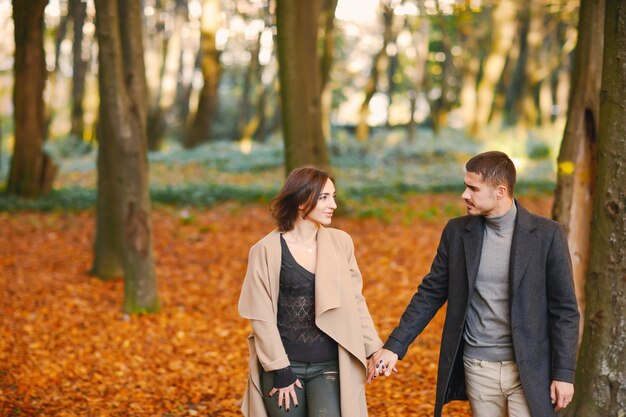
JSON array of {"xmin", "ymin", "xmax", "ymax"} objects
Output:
[{"xmin": 368, "ymin": 151, "xmax": 579, "ymax": 417}]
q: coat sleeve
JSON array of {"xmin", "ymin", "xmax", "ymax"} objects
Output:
[
  {"xmin": 546, "ymin": 224, "xmax": 579, "ymax": 383},
  {"xmin": 238, "ymin": 243, "xmax": 291, "ymax": 372},
  {"xmin": 384, "ymin": 223, "xmax": 452, "ymax": 359},
  {"xmin": 344, "ymin": 234, "xmax": 384, "ymax": 358}
]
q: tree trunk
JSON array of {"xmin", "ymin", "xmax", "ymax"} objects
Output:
[
  {"xmin": 356, "ymin": 3, "xmax": 393, "ymax": 142},
  {"xmin": 53, "ymin": 6, "xmax": 69, "ymax": 72},
  {"xmin": 0, "ymin": 122, "xmax": 3, "ymax": 172},
  {"xmin": 319, "ymin": 0, "xmax": 338, "ymax": 143},
  {"xmin": 538, "ymin": 21, "xmax": 558, "ymax": 127},
  {"xmin": 552, "ymin": 0, "xmax": 604, "ymax": 342},
  {"xmin": 319, "ymin": 0, "xmax": 338, "ymax": 93},
  {"xmin": 429, "ymin": 19, "xmax": 453, "ymax": 136},
  {"xmin": 70, "ymin": 0, "xmax": 88, "ymax": 141},
  {"xmin": 459, "ymin": 10, "xmax": 480, "ymax": 134},
  {"xmin": 8, "ymin": 0, "xmax": 57, "ymax": 198},
  {"xmin": 184, "ymin": 0, "xmax": 221, "ymax": 148},
  {"xmin": 175, "ymin": 46, "xmax": 200, "ymax": 140},
  {"xmin": 407, "ymin": 9, "xmax": 429, "ymax": 142},
  {"xmin": 267, "ymin": 77, "xmax": 283, "ymax": 139},
  {"xmin": 520, "ymin": 0, "xmax": 545, "ymax": 130},
  {"xmin": 93, "ymin": 0, "xmax": 158, "ymax": 314},
  {"xmin": 235, "ymin": 28, "xmax": 262, "ymax": 141},
  {"xmin": 147, "ymin": 0, "xmax": 188, "ymax": 150},
  {"xmin": 503, "ymin": 9, "xmax": 529, "ymax": 127},
  {"xmin": 555, "ymin": 44, "xmax": 572, "ymax": 127},
  {"xmin": 566, "ymin": 2, "xmax": 626, "ymax": 414},
  {"xmin": 238, "ymin": 25, "xmax": 277, "ymax": 146},
  {"xmin": 143, "ymin": 0, "xmax": 165, "ymax": 148},
  {"xmin": 276, "ymin": 0, "xmax": 328, "ymax": 172},
  {"xmin": 470, "ymin": 0, "xmax": 517, "ymax": 135},
  {"xmin": 385, "ymin": 42, "xmax": 399, "ymax": 128},
  {"xmin": 554, "ymin": 14, "xmax": 578, "ymax": 126}
]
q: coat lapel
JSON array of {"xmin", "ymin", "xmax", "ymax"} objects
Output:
[
  {"xmin": 265, "ymin": 230, "xmax": 283, "ymax": 306},
  {"xmin": 463, "ymin": 216, "xmax": 484, "ymax": 293},
  {"xmin": 509, "ymin": 201, "xmax": 537, "ymax": 297},
  {"xmin": 314, "ymin": 227, "xmax": 342, "ymax": 316}
]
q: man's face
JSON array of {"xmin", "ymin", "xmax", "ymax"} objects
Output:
[{"xmin": 461, "ymin": 171, "xmax": 498, "ymax": 216}]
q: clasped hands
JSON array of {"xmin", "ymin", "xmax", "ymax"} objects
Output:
[
  {"xmin": 367, "ymin": 348, "xmax": 399, "ymax": 383},
  {"xmin": 268, "ymin": 348, "xmax": 400, "ymax": 410}
]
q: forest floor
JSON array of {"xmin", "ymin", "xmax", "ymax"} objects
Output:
[{"xmin": 0, "ymin": 192, "xmax": 553, "ymax": 417}]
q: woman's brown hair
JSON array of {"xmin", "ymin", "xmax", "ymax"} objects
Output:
[{"xmin": 270, "ymin": 166, "xmax": 334, "ymax": 231}]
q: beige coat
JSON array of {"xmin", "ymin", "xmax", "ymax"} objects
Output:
[{"xmin": 238, "ymin": 227, "xmax": 383, "ymax": 417}]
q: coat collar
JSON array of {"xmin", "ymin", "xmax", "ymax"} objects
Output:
[
  {"xmin": 463, "ymin": 215, "xmax": 484, "ymax": 292},
  {"xmin": 509, "ymin": 199, "xmax": 537, "ymax": 296},
  {"xmin": 263, "ymin": 226, "xmax": 341, "ymax": 316},
  {"xmin": 462, "ymin": 199, "xmax": 537, "ymax": 297},
  {"xmin": 314, "ymin": 226, "xmax": 342, "ymax": 316}
]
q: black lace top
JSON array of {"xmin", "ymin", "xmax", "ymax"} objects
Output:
[{"xmin": 272, "ymin": 235, "xmax": 338, "ymax": 387}]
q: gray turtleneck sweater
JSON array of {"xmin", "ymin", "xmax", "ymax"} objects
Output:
[{"xmin": 463, "ymin": 202, "xmax": 517, "ymax": 361}]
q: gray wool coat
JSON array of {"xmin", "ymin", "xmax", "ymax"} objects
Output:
[{"xmin": 384, "ymin": 200, "xmax": 579, "ymax": 417}]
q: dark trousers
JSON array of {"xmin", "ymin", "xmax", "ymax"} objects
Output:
[{"xmin": 260, "ymin": 360, "xmax": 341, "ymax": 417}]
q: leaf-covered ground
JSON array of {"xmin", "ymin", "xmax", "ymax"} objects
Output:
[{"xmin": 0, "ymin": 193, "xmax": 552, "ymax": 417}]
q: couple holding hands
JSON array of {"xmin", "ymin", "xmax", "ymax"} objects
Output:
[{"xmin": 238, "ymin": 151, "xmax": 579, "ymax": 417}]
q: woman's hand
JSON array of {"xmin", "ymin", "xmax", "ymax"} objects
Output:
[
  {"xmin": 268, "ymin": 379, "xmax": 303, "ymax": 411},
  {"xmin": 367, "ymin": 348, "xmax": 399, "ymax": 383}
]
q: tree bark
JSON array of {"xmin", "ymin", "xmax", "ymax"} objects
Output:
[
  {"xmin": 385, "ymin": 34, "xmax": 399, "ymax": 128},
  {"xmin": 53, "ymin": 5, "xmax": 69, "ymax": 72},
  {"xmin": 429, "ymin": 18, "xmax": 453, "ymax": 136},
  {"xmin": 520, "ymin": 0, "xmax": 544, "ymax": 129},
  {"xmin": 70, "ymin": 0, "xmax": 88, "ymax": 141},
  {"xmin": 470, "ymin": 0, "xmax": 517, "ymax": 135},
  {"xmin": 407, "ymin": 8, "xmax": 429, "ymax": 142},
  {"xmin": 276, "ymin": 0, "xmax": 328, "ymax": 172},
  {"xmin": 235, "ymin": 28, "xmax": 263, "ymax": 141},
  {"xmin": 93, "ymin": 0, "xmax": 158, "ymax": 313},
  {"xmin": 459, "ymin": 10, "xmax": 480, "ymax": 134},
  {"xmin": 503, "ymin": 8, "xmax": 529, "ymax": 127},
  {"xmin": 356, "ymin": 3, "xmax": 393, "ymax": 142},
  {"xmin": 566, "ymin": 2, "xmax": 626, "ymax": 414},
  {"xmin": 554, "ymin": 13, "xmax": 578, "ymax": 126},
  {"xmin": 552, "ymin": 0, "xmax": 604, "ymax": 341},
  {"xmin": 319, "ymin": 0, "xmax": 338, "ymax": 143},
  {"xmin": 147, "ymin": 0, "xmax": 188, "ymax": 150},
  {"xmin": 175, "ymin": 46, "xmax": 200, "ymax": 139},
  {"xmin": 184, "ymin": 0, "xmax": 221, "ymax": 148},
  {"xmin": 319, "ymin": 0, "xmax": 338, "ymax": 94},
  {"xmin": 7, "ymin": 0, "xmax": 57, "ymax": 198}
]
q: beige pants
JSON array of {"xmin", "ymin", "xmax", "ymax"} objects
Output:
[{"xmin": 463, "ymin": 356, "xmax": 532, "ymax": 417}]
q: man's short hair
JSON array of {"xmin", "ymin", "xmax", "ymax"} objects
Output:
[{"xmin": 465, "ymin": 151, "xmax": 516, "ymax": 196}]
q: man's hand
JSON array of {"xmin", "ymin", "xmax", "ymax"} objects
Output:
[
  {"xmin": 367, "ymin": 348, "xmax": 398, "ymax": 383},
  {"xmin": 550, "ymin": 380, "xmax": 574, "ymax": 411}
]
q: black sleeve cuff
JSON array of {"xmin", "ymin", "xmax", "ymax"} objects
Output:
[
  {"xmin": 383, "ymin": 336, "xmax": 407, "ymax": 360},
  {"xmin": 273, "ymin": 366, "xmax": 297, "ymax": 388}
]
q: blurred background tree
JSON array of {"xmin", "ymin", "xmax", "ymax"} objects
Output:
[
  {"xmin": 0, "ymin": 0, "xmax": 584, "ymax": 169},
  {"xmin": 8, "ymin": 0, "xmax": 57, "ymax": 197},
  {"xmin": 92, "ymin": 0, "xmax": 158, "ymax": 313},
  {"xmin": 552, "ymin": 0, "xmax": 604, "ymax": 342},
  {"xmin": 564, "ymin": 0, "xmax": 625, "ymax": 414}
]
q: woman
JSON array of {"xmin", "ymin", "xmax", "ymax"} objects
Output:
[{"xmin": 238, "ymin": 166, "xmax": 383, "ymax": 417}]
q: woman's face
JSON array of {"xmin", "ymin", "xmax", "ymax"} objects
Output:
[{"xmin": 304, "ymin": 178, "xmax": 337, "ymax": 226}]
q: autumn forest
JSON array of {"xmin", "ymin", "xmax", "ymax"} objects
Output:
[{"xmin": 0, "ymin": 0, "xmax": 625, "ymax": 416}]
